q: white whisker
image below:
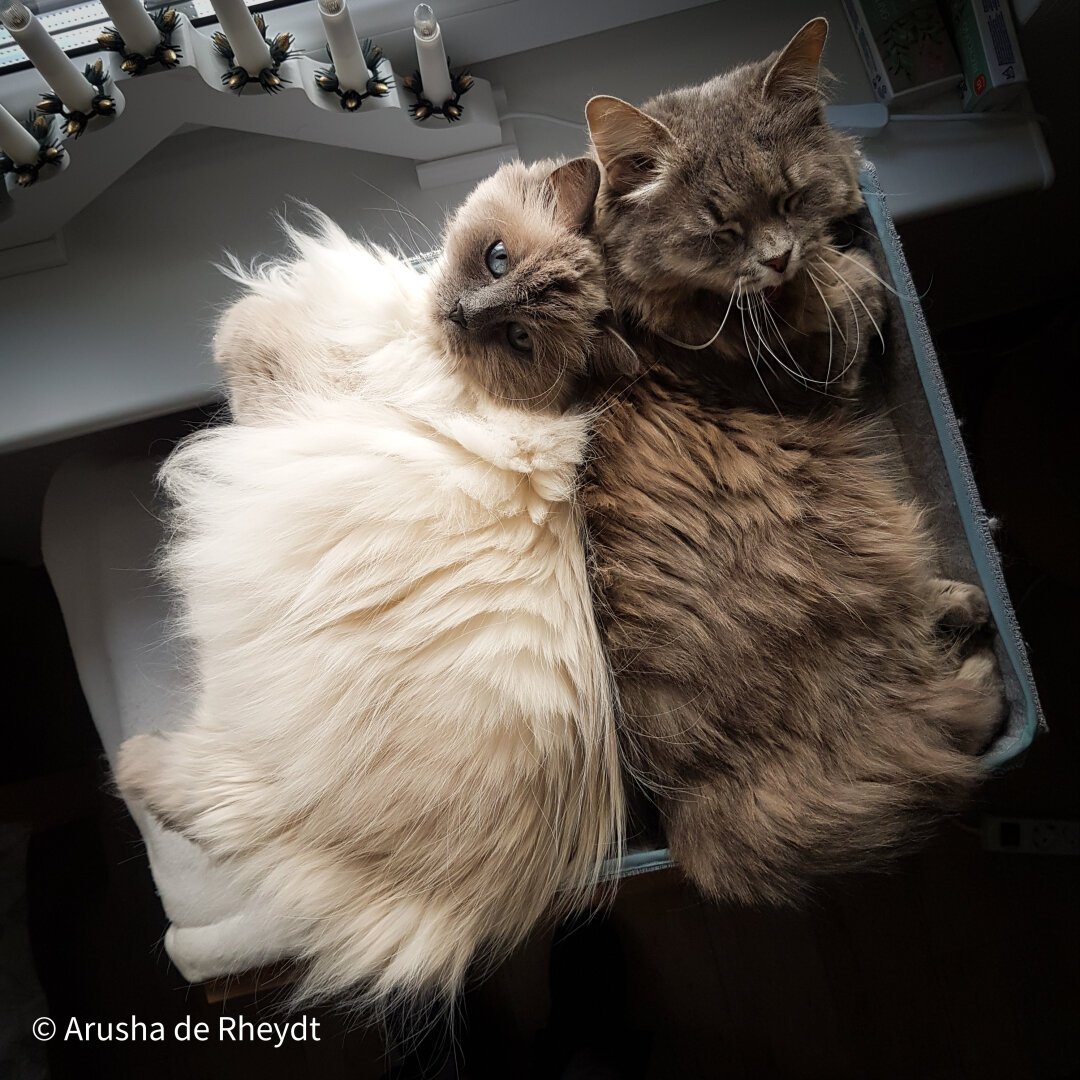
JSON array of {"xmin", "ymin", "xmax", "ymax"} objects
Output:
[
  {"xmin": 738, "ymin": 285, "xmax": 781, "ymax": 413},
  {"xmin": 829, "ymin": 245, "xmax": 904, "ymax": 299},
  {"xmin": 814, "ymin": 258, "xmax": 886, "ymax": 352},
  {"xmin": 656, "ymin": 286, "xmax": 738, "ymax": 350},
  {"xmin": 752, "ymin": 296, "xmax": 846, "ymax": 395},
  {"xmin": 747, "ymin": 295, "xmax": 805, "ymax": 387},
  {"xmin": 804, "ymin": 268, "xmax": 860, "ymax": 387}
]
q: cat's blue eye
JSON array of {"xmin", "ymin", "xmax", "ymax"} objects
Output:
[
  {"xmin": 486, "ymin": 240, "xmax": 509, "ymax": 277},
  {"xmin": 506, "ymin": 322, "xmax": 532, "ymax": 354}
]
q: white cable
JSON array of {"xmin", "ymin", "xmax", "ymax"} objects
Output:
[
  {"xmin": 498, "ymin": 111, "xmax": 586, "ymax": 132},
  {"xmin": 499, "ymin": 107, "xmax": 1048, "ymax": 134},
  {"xmin": 890, "ymin": 111, "xmax": 1048, "ymax": 125}
]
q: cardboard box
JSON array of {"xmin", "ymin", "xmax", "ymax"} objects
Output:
[
  {"xmin": 945, "ymin": 0, "xmax": 1028, "ymax": 110},
  {"xmin": 842, "ymin": 0, "xmax": 963, "ymax": 107}
]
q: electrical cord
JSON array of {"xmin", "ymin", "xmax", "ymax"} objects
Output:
[
  {"xmin": 498, "ymin": 111, "xmax": 586, "ymax": 131},
  {"xmin": 890, "ymin": 111, "xmax": 1048, "ymax": 125},
  {"xmin": 498, "ymin": 107, "xmax": 1048, "ymax": 133}
]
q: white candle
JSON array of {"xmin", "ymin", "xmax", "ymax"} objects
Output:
[
  {"xmin": 208, "ymin": 0, "xmax": 272, "ymax": 74},
  {"xmin": 0, "ymin": 102, "xmax": 40, "ymax": 166},
  {"xmin": 413, "ymin": 3, "xmax": 453, "ymax": 106},
  {"xmin": 318, "ymin": 0, "xmax": 369, "ymax": 92},
  {"xmin": 101, "ymin": 0, "xmax": 161, "ymax": 57},
  {"xmin": 0, "ymin": 0, "xmax": 97, "ymax": 113}
]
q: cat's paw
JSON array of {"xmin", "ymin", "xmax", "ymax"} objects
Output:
[
  {"xmin": 114, "ymin": 732, "xmax": 163, "ymax": 801},
  {"xmin": 848, "ymin": 247, "xmax": 887, "ymax": 321},
  {"xmin": 932, "ymin": 578, "xmax": 991, "ymax": 632},
  {"xmin": 949, "ymin": 648, "xmax": 1007, "ymax": 755}
]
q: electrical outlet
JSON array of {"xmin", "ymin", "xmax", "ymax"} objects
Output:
[{"xmin": 981, "ymin": 816, "xmax": 1080, "ymax": 856}]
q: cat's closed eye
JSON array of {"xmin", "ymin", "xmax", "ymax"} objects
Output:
[
  {"xmin": 778, "ymin": 189, "xmax": 805, "ymax": 216},
  {"xmin": 506, "ymin": 322, "xmax": 532, "ymax": 354},
  {"xmin": 705, "ymin": 204, "xmax": 743, "ymax": 240},
  {"xmin": 711, "ymin": 226, "xmax": 741, "ymax": 246},
  {"xmin": 486, "ymin": 240, "xmax": 509, "ymax": 277}
]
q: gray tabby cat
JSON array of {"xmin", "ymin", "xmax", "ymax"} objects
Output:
[
  {"xmin": 581, "ymin": 19, "xmax": 1004, "ymax": 904},
  {"xmin": 588, "ymin": 19, "xmax": 883, "ymax": 411}
]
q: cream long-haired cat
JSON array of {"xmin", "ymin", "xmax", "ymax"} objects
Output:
[{"xmin": 116, "ymin": 158, "xmax": 631, "ymax": 1006}]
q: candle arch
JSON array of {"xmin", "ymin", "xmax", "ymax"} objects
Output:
[{"xmin": 1, "ymin": 0, "xmax": 499, "ymax": 198}]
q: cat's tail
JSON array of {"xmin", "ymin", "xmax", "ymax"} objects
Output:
[
  {"xmin": 119, "ymin": 726, "xmax": 521, "ymax": 1002},
  {"xmin": 664, "ymin": 647, "xmax": 1005, "ymax": 907},
  {"xmin": 234, "ymin": 847, "xmax": 557, "ymax": 1011},
  {"xmin": 116, "ymin": 714, "xmax": 622, "ymax": 1010},
  {"xmin": 221, "ymin": 750, "xmax": 619, "ymax": 1011}
]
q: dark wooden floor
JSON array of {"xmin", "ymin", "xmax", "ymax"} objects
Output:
[{"xmin": 4, "ymin": 299, "xmax": 1077, "ymax": 1079}]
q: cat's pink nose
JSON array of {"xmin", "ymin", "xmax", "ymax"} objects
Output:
[
  {"xmin": 763, "ymin": 249, "xmax": 791, "ymax": 274},
  {"xmin": 448, "ymin": 302, "xmax": 467, "ymax": 327}
]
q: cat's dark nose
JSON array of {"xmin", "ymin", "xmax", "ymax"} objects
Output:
[
  {"xmin": 763, "ymin": 249, "xmax": 792, "ymax": 274},
  {"xmin": 447, "ymin": 302, "xmax": 467, "ymax": 328}
]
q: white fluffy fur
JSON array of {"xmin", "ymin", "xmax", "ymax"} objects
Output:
[{"xmin": 116, "ymin": 219, "xmax": 625, "ymax": 1005}]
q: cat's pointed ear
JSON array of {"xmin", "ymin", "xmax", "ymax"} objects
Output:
[
  {"xmin": 763, "ymin": 18, "xmax": 828, "ymax": 100},
  {"xmin": 590, "ymin": 314, "xmax": 642, "ymax": 383},
  {"xmin": 585, "ymin": 95, "xmax": 674, "ymax": 195},
  {"xmin": 547, "ymin": 157, "xmax": 601, "ymax": 232}
]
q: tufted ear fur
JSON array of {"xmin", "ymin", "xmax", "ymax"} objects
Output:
[
  {"xmin": 547, "ymin": 157, "xmax": 601, "ymax": 231},
  {"xmin": 585, "ymin": 95, "xmax": 674, "ymax": 195},
  {"xmin": 763, "ymin": 18, "xmax": 828, "ymax": 100}
]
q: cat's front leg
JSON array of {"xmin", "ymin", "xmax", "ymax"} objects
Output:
[
  {"xmin": 930, "ymin": 577, "xmax": 992, "ymax": 632},
  {"xmin": 940, "ymin": 648, "xmax": 1007, "ymax": 755},
  {"xmin": 213, "ymin": 292, "xmax": 362, "ymax": 423}
]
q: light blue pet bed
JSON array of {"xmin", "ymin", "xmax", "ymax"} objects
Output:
[{"xmin": 614, "ymin": 164, "xmax": 1046, "ymax": 880}]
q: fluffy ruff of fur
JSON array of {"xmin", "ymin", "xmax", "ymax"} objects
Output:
[{"xmin": 115, "ymin": 225, "xmax": 624, "ymax": 1007}]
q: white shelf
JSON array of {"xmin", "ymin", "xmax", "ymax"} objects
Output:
[{"xmin": 862, "ymin": 115, "xmax": 1053, "ymax": 222}]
